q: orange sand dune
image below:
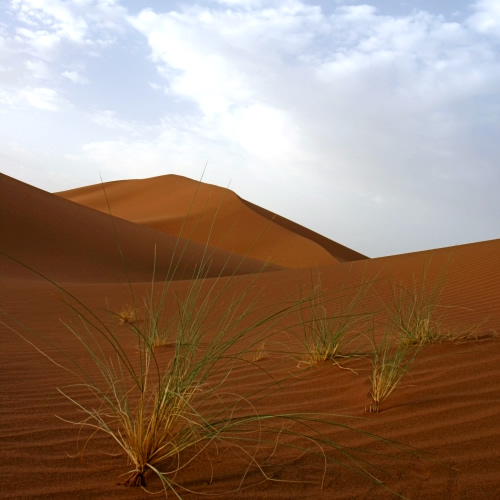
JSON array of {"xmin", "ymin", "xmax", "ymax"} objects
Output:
[
  {"xmin": 310, "ymin": 238, "xmax": 500, "ymax": 337},
  {"xmin": 58, "ymin": 175, "xmax": 367, "ymax": 268},
  {"xmin": 1, "ymin": 173, "xmax": 500, "ymax": 499},
  {"xmin": 0, "ymin": 174, "xmax": 281, "ymax": 283}
]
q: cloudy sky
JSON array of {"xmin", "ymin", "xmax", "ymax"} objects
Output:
[{"xmin": 1, "ymin": 0, "xmax": 499, "ymax": 257}]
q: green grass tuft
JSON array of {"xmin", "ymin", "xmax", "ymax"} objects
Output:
[
  {"xmin": 297, "ymin": 274, "xmax": 373, "ymax": 367},
  {"xmin": 389, "ymin": 261, "xmax": 447, "ymax": 346},
  {"xmin": 369, "ymin": 329, "xmax": 420, "ymax": 413}
]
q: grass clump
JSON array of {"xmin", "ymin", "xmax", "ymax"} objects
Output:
[
  {"xmin": 62, "ymin": 264, "xmax": 297, "ymax": 493},
  {"xmin": 298, "ymin": 275, "xmax": 372, "ymax": 367},
  {"xmin": 116, "ymin": 304, "xmax": 138, "ymax": 325},
  {"xmin": 389, "ymin": 263, "xmax": 446, "ymax": 346},
  {"xmin": 368, "ymin": 330, "xmax": 420, "ymax": 413}
]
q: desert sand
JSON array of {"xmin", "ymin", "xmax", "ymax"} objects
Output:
[{"xmin": 1, "ymin": 172, "xmax": 499, "ymax": 499}]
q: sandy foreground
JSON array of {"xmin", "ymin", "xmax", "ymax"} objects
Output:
[{"xmin": 1, "ymin": 173, "xmax": 499, "ymax": 499}]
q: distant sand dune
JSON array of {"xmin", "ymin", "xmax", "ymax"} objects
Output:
[
  {"xmin": 58, "ymin": 174, "xmax": 367, "ymax": 268},
  {"xmin": 0, "ymin": 174, "xmax": 281, "ymax": 283}
]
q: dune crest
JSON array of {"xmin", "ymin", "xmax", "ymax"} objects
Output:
[{"xmin": 58, "ymin": 174, "xmax": 367, "ymax": 268}]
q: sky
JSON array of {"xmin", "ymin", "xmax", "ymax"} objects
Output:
[{"xmin": 1, "ymin": 0, "xmax": 499, "ymax": 258}]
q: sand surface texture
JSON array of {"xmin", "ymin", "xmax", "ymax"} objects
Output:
[{"xmin": 1, "ymin": 173, "xmax": 499, "ymax": 499}]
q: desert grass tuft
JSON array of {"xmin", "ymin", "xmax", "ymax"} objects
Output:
[
  {"xmin": 297, "ymin": 275, "xmax": 373, "ymax": 367},
  {"xmin": 368, "ymin": 329, "xmax": 420, "ymax": 413},
  {"xmin": 389, "ymin": 262, "xmax": 447, "ymax": 346},
  {"xmin": 116, "ymin": 304, "xmax": 138, "ymax": 325}
]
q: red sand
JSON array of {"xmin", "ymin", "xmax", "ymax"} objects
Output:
[{"xmin": 1, "ymin": 173, "xmax": 499, "ymax": 499}]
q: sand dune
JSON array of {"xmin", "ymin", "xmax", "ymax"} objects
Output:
[
  {"xmin": 0, "ymin": 174, "xmax": 281, "ymax": 283},
  {"xmin": 58, "ymin": 175, "xmax": 366, "ymax": 268},
  {"xmin": 1, "ymin": 173, "xmax": 500, "ymax": 499}
]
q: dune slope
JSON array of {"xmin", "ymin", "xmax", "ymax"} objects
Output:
[
  {"xmin": 0, "ymin": 174, "xmax": 281, "ymax": 283},
  {"xmin": 58, "ymin": 175, "xmax": 367, "ymax": 268}
]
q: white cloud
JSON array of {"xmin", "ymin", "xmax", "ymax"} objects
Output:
[
  {"xmin": 26, "ymin": 59, "xmax": 51, "ymax": 79},
  {"xmin": 122, "ymin": 1, "xmax": 500, "ymax": 254},
  {"xmin": 82, "ymin": 140, "xmax": 163, "ymax": 174},
  {"xmin": 77, "ymin": 114, "xmax": 246, "ymax": 181},
  {"xmin": 212, "ymin": 0, "xmax": 299, "ymax": 8},
  {"xmin": 90, "ymin": 109, "xmax": 137, "ymax": 132},
  {"xmin": 62, "ymin": 69, "xmax": 88, "ymax": 84},
  {"xmin": 469, "ymin": 0, "xmax": 500, "ymax": 36},
  {"xmin": 129, "ymin": 3, "xmax": 500, "ymax": 191},
  {"xmin": 12, "ymin": 0, "xmax": 88, "ymax": 50},
  {"xmin": 1, "ymin": 0, "xmax": 126, "ymax": 114},
  {"xmin": 0, "ymin": 85, "xmax": 67, "ymax": 110},
  {"xmin": 128, "ymin": 2, "xmax": 324, "ymax": 170},
  {"xmin": 10, "ymin": 0, "xmax": 126, "ymax": 59},
  {"xmin": 220, "ymin": 104, "xmax": 302, "ymax": 161},
  {"xmin": 19, "ymin": 86, "xmax": 63, "ymax": 110}
]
